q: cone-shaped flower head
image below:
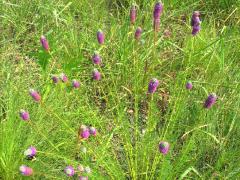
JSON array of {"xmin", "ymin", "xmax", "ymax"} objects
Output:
[
  {"xmin": 92, "ymin": 52, "xmax": 102, "ymax": 65},
  {"xmin": 204, "ymin": 93, "xmax": 217, "ymax": 109},
  {"xmin": 19, "ymin": 165, "xmax": 33, "ymax": 176},
  {"xmin": 92, "ymin": 69, "xmax": 101, "ymax": 80},
  {"xmin": 79, "ymin": 176, "xmax": 88, "ymax": 180},
  {"xmin": 192, "ymin": 25, "xmax": 201, "ymax": 36},
  {"xmin": 148, "ymin": 78, "xmax": 159, "ymax": 94},
  {"xmin": 72, "ymin": 79, "xmax": 80, "ymax": 88},
  {"xmin": 186, "ymin": 81, "xmax": 193, "ymax": 90},
  {"xmin": 159, "ymin": 141, "xmax": 170, "ymax": 155},
  {"xmin": 84, "ymin": 166, "xmax": 91, "ymax": 174},
  {"xmin": 135, "ymin": 27, "xmax": 142, "ymax": 40},
  {"xmin": 51, "ymin": 75, "xmax": 59, "ymax": 84},
  {"xmin": 29, "ymin": 89, "xmax": 41, "ymax": 102},
  {"xmin": 20, "ymin": 110, "xmax": 30, "ymax": 121},
  {"xmin": 64, "ymin": 166, "xmax": 75, "ymax": 176},
  {"xmin": 191, "ymin": 11, "xmax": 201, "ymax": 36},
  {"xmin": 24, "ymin": 146, "xmax": 37, "ymax": 158},
  {"xmin": 153, "ymin": 2, "xmax": 163, "ymax": 32},
  {"xmin": 40, "ymin": 35, "xmax": 49, "ymax": 51},
  {"xmin": 130, "ymin": 5, "xmax": 137, "ymax": 24},
  {"xmin": 97, "ymin": 30, "xmax": 104, "ymax": 45},
  {"xmin": 60, "ymin": 73, "xmax": 68, "ymax": 83},
  {"xmin": 89, "ymin": 126, "xmax": 97, "ymax": 136},
  {"xmin": 80, "ymin": 125, "xmax": 90, "ymax": 139}
]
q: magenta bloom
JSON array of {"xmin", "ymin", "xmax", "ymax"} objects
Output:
[
  {"xmin": 72, "ymin": 80, "xmax": 80, "ymax": 88},
  {"xmin": 19, "ymin": 110, "xmax": 30, "ymax": 121},
  {"xmin": 135, "ymin": 27, "xmax": 142, "ymax": 40},
  {"xmin": 148, "ymin": 78, "xmax": 159, "ymax": 94},
  {"xmin": 89, "ymin": 126, "xmax": 97, "ymax": 136},
  {"xmin": 51, "ymin": 75, "xmax": 59, "ymax": 84},
  {"xmin": 79, "ymin": 176, "xmax": 88, "ymax": 180},
  {"xmin": 191, "ymin": 11, "xmax": 201, "ymax": 36},
  {"xmin": 40, "ymin": 35, "xmax": 49, "ymax": 51},
  {"xmin": 92, "ymin": 52, "xmax": 102, "ymax": 65},
  {"xmin": 186, "ymin": 81, "xmax": 193, "ymax": 90},
  {"xmin": 24, "ymin": 146, "xmax": 37, "ymax": 158},
  {"xmin": 60, "ymin": 73, "xmax": 68, "ymax": 83},
  {"xmin": 29, "ymin": 89, "xmax": 41, "ymax": 102},
  {"xmin": 92, "ymin": 69, "xmax": 101, "ymax": 80},
  {"xmin": 159, "ymin": 141, "xmax": 170, "ymax": 155},
  {"xmin": 192, "ymin": 25, "xmax": 201, "ymax": 36},
  {"xmin": 80, "ymin": 125, "xmax": 90, "ymax": 139},
  {"xmin": 204, "ymin": 93, "xmax": 217, "ymax": 109},
  {"xmin": 64, "ymin": 166, "xmax": 75, "ymax": 176},
  {"xmin": 130, "ymin": 5, "xmax": 136, "ymax": 24},
  {"xmin": 19, "ymin": 165, "xmax": 33, "ymax": 176},
  {"xmin": 97, "ymin": 30, "xmax": 104, "ymax": 45},
  {"xmin": 153, "ymin": 2, "xmax": 163, "ymax": 32}
]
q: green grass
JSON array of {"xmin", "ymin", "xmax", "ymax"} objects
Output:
[{"xmin": 1, "ymin": 0, "xmax": 240, "ymax": 179}]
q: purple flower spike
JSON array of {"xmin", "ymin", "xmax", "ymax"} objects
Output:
[
  {"xmin": 60, "ymin": 73, "xmax": 68, "ymax": 83},
  {"xmin": 64, "ymin": 166, "xmax": 75, "ymax": 176},
  {"xmin": 51, "ymin": 75, "xmax": 59, "ymax": 84},
  {"xmin": 135, "ymin": 27, "xmax": 142, "ymax": 41},
  {"xmin": 191, "ymin": 11, "xmax": 201, "ymax": 36},
  {"xmin": 24, "ymin": 146, "xmax": 37, "ymax": 158},
  {"xmin": 29, "ymin": 89, "xmax": 41, "ymax": 102},
  {"xmin": 130, "ymin": 5, "xmax": 137, "ymax": 24},
  {"xmin": 204, "ymin": 93, "xmax": 217, "ymax": 109},
  {"xmin": 92, "ymin": 52, "xmax": 102, "ymax": 65},
  {"xmin": 20, "ymin": 110, "xmax": 30, "ymax": 121},
  {"xmin": 80, "ymin": 125, "xmax": 90, "ymax": 139},
  {"xmin": 186, "ymin": 81, "xmax": 193, "ymax": 90},
  {"xmin": 97, "ymin": 30, "xmax": 105, "ymax": 45},
  {"xmin": 72, "ymin": 80, "xmax": 80, "ymax": 89},
  {"xmin": 92, "ymin": 69, "xmax": 101, "ymax": 81},
  {"xmin": 148, "ymin": 78, "xmax": 159, "ymax": 94},
  {"xmin": 89, "ymin": 126, "xmax": 97, "ymax": 136},
  {"xmin": 159, "ymin": 141, "xmax": 170, "ymax": 155},
  {"xmin": 79, "ymin": 176, "xmax": 88, "ymax": 180},
  {"xmin": 153, "ymin": 2, "xmax": 163, "ymax": 32},
  {"xmin": 19, "ymin": 165, "xmax": 33, "ymax": 176},
  {"xmin": 192, "ymin": 25, "xmax": 201, "ymax": 36},
  {"xmin": 40, "ymin": 35, "xmax": 49, "ymax": 51}
]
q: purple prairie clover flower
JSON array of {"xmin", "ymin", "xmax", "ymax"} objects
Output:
[
  {"xmin": 72, "ymin": 79, "xmax": 80, "ymax": 88},
  {"xmin": 186, "ymin": 81, "xmax": 193, "ymax": 90},
  {"xmin": 64, "ymin": 166, "xmax": 75, "ymax": 176},
  {"xmin": 148, "ymin": 78, "xmax": 159, "ymax": 94},
  {"xmin": 29, "ymin": 89, "xmax": 41, "ymax": 102},
  {"xmin": 192, "ymin": 25, "xmax": 201, "ymax": 36},
  {"xmin": 24, "ymin": 146, "xmax": 37, "ymax": 158},
  {"xmin": 153, "ymin": 2, "xmax": 163, "ymax": 32},
  {"xmin": 153, "ymin": 19, "xmax": 160, "ymax": 32},
  {"xmin": 135, "ymin": 27, "xmax": 142, "ymax": 41},
  {"xmin": 80, "ymin": 125, "xmax": 90, "ymax": 139},
  {"xmin": 40, "ymin": 35, "xmax": 49, "ymax": 51},
  {"xmin": 92, "ymin": 52, "xmax": 102, "ymax": 65},
  {"xmin": 51, "ymin": 75, "xmax": 59, "ymax": 84},
  {"xmin": 97, "ymin": 30, "xmax": 104, "ymax": 45},
  {"xmin": 89, "ymin": 126, "xmax": 97, "ymax": 136},
  {"xmin": 19, "ymin": 110, "xmax": 30, "ymax": 121},
  {"xmin": 59, "ymin": 73, "xmax": 68, "ymax": 83},
  {"xmin": 130, "ymin": 5, "xmax": 137, "ymax": 24},
  {"xmin": 159, "ymin": 141, "xmax": 170, "ymax": 155},
  {"xmin": 204, "ymin": 93, "xmax": 217, "ymax": 109},
  {"xmin": 191, "ymin": 11, "xmax": 201, "ymax": 36},
  {"xmin": 92, "ymin": 69, "xmax": 101, "ymax": 80},
  {"xmin": 79, "ymin": 176, "xmax": 88, "ymax": 180},
  {"xmin": 19, "ymin": 165, "xmax": 33, "ymax": 176}
]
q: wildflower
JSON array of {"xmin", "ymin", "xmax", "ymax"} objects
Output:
[
  {"xmin": 80, "ymin": 146, "xmax": 87, "ymax": 153},
  {"xmin": 204, "ymin": 93, "xmax": 217, "ymax": 109},
  {"xmin": 59, "ymin": 73, "xmax": 68, "ymax": 83},
  {"xmin": 92, "ymin": 52, "xmax": 102, "ymax": 65},
  {"xmin": 29, "ymin": 89, "xmax": 41, "ymax": 102},
  {"xmin": 64, "ymin": 166, "xmax": 75, "ymax": 176},
  {"xmin": 186, "ymin": 81, "xmax": 193, "ymax": 90},
  {"xmin": 159, "ymin": 141, "xmax": 170, "ymax": 155},
  {"xmin": 135, "ymin": 27, "xmax": 142, "ymax": 41},
  {"xmin": 19, "ymin": 110, "xmax": 30, "ymax": 121},
  {"xmin": 78, "ymin": 165, "xmax": 84, "ymax": 172},
  {"xmin": 80, "ymin": 125, "xmax": 90, "ymax": 139},
  {"xmin": 148, "ymin": 78, "xmax": 159, "ymax": 94},
  {"xmin": 79, "ymin": 176, "xmax": 88, "ymax": 180},
  {"xmin": 84, "ymin": 166, "xmax": 91, "ymax": 174},
  {"xmin": 72, "ymin": 80, "xmax": 80, "ymax": 88},
  {"xmin": 97, "ymin": 30, "xmax": 104, "ymax": 45},
  {"xmin": 89, "ymin": 126, "xmax": 97, "ymax": 136},
  {"xmin": 51, "ymin": 75, "xmax": 59, "ymax": 84},
  {"xmin": 40, "ymin": 35, "xmax": 49, "ymax": 51},
  {"xmin": 191, "ymin": 11, "xmax": 201, "ymax": 36},
  {"xmin": 153, "ymin": 2, "xmax": 163, "ymax": 32},
  {"xmin": 92, "ymin": 69, "xmax": 101, "ymax": 81},
  {"xmin": 24, "ymin": 146, "xmax": 37, "ymax": 158},
  {"xmin": 130, "ymin": 5, "xmax": 137, "ymax": 24},
  {"xmin": 19, "ymin": 165, "xmax": 33, "ymax": 176}
]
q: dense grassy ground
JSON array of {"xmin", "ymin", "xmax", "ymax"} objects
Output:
[{"xmin": 1, "ymin": 0, "xmax": 240, "ymax": 179}]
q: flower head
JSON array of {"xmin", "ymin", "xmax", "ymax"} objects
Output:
[
  {"xmin": 64, "ymin": 166, "xmax": 75, "ymax": 176},
  {"xmin": 204, "ymin": 93, "xmax": 217, "ymax": 109},
  {"xmin": 79, "ymin": 176, "xmax": 88, "ymax": 180},
  {"xmin": 153, "ymin": 2, "xmax": 163, "ymax": 19},
  {"xmin": 51, "ymin": 75, "xmax": 59, "ymax": 84},
  {"xmin": 20, "ymin": 110, "xmax": 30, "ymax": 121},
  {"xmin": 40, "ymin": 35, "xmax": 49, "ymax": 51},
  {"xmin": 191, "ymin": 11, "xmax": 201, "ymax": 36},
  {"xmin": 92, "ymin": 52, "xmax": 102, "ymax": 65},
  {"xmin": 135, "ymin": 27, "xmax": 142, "ymax": 41},
  {"xmin": 186, "ymin": 81, "xmax": 193, "ymax": 90},
  {"xmin": 159, "ymin": 141, "xmax": 170, "ymax": 155},
  {"xmin": 72, "ymin": 80, "xmax": 80, "ymax": 88},
  {"xmin": 97, "ymin": 30, "xmax": 104, "ymax": 45},
  {"xmin": 59, "ymin": 73, "xmax": 68, "ymax": 83},
  {"xmin": 130, "ymin": 5, "xmax": 137, "ymax": 24},
  {"xmin": 80, "ymin": 125, "xmax": 90, "ymax": 139},
  {"xmin": 24, "ymin": 146, "xmax": 37, "ymax": 158},
  {"xmin": 19, "ymin": 165, "xmax": 33, "ymax": 176},
  {"xmin": 29, "ymin": 89, "xmax": 41, "ymax": 102},
  {"xmin": 148, "ymin": 78, "xmax": 159, "ymax": 94},
  {"xmin": 89, "ymin": 126, "xmax": 97, "ymax": 136},
  {"xmin": 92, "ymin": 69, "xmax": 101, "ymax": 81}
]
